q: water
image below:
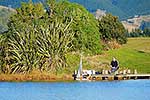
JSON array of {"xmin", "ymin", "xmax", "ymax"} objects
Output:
[{"xmin": 0, "ymin": 80, "xmax": 150, "ymax": 100}]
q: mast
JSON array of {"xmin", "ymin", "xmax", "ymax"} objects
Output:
[{"xmin": 77, "ymin": 54, "xmax": 82, "ymax": 78}]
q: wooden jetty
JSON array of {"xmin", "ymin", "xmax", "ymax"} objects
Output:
[
  {"xmin": 80, "ymin": 74, "xmax": 150, "ymax": 81},
  {"xmin": 73, "ymin": 55, "xmax": 150, "ymax": 81}
]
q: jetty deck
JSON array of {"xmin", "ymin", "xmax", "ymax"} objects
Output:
[{"xmin": 90, "ymin": 74, "xmax": 150, "ymax": 81}]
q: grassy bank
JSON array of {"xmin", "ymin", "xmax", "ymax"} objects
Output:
[
  {"xmin": 65, "ymin": 37, "xmax": 150, "ymax": 74},
  {"xmin": 107, "ymin": 38, "xmax": 150, "ymax": 73},
  {"xmin": 0, "ymin": 37, "xmax": 150, "ymax": 81},
  {"xmin": 0, "ymin": 71, "xmax": 73, "ymax": 82}
]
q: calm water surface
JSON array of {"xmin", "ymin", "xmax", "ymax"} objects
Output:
[{"xmin": 0, "ymin": 80, "xmax": 150, "ymax": 100}]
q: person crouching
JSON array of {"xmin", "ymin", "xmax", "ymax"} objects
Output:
[{"xmin": 110, "ymin": 57, "xmax": 119, "ymax": 73}]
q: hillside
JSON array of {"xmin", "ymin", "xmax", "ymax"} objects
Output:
[
  {"xmin": 70, "ymin": 0, "xmax": 127, "ymax": 19},
  {"xmin": 0, "ymin": 0, "xmax": 44, "ymax": 8},
  {"xmin": 112, "ymin": 0, "xmax": 150, "ymax": 17},
  {"xmin": 122, "ymin": 15, "xmax": 150, "ymax": 32},
  {"xmin": 0, "ymin": 6, "xmax": 15, "ymax": 33},
  {"xmin": 0, "ymin": 0, "xmax": 150, "ymax": 20},
  {"xmin": 77, "ymin": 38, "xmax": 150, "ymax": 74},
  {"xmin": 71, "ymin": 0, "xmax": 150, "ymax": 20}
]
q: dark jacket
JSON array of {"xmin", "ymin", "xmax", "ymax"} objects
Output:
[{"xmin": 111, "ymin": 60, "xmax": 118, "ymax": 68}]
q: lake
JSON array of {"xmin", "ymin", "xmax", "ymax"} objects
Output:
[{"xmin": 0, "ymin": 80, "xmax": 150, "ymax": 100}]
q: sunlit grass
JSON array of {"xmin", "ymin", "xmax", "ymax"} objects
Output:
[{"xmin": 75, "ymin": 38, "xmax": 150, "ymax": 74}]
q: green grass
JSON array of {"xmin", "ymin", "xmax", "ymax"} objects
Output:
[
  {"xmin": 107, "ymin": 48, "xmax": 150, "ymax": 74},
  {"xmin": 66, "ymin": 38, "xmax": 150, "ymax": 74},
  {"xmin": 102, "ymin": 37, "xmax": 150, "ymax": 74}
]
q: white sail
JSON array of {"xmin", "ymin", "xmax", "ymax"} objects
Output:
[{"xmin": 77, "ymin": 55, "xmax": 82, "ymax": 78}]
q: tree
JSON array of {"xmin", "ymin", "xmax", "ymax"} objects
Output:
[
  {"xmin": 129, "ymin": 29, "xmax": 143, "ymax": 37},
  {"xmin": 98, "ymin": 14, "xmax": 127, "ymax": 44},
  {"xmin": 143, "ymin": 28, "xmax": 150, "ymax": 37},
  {"xmin": 47, "ymin": 0, "xmax": 102, "ymax": 54},
  {"xmin": 1, "ymin": 0, "xmax": 103, "ymax": 74},
  {"xmin": 0, "ymin": 32, "xmax": 12, "ymax": 73},
  {"xmin": 1, "ymin": 1, "xmax": 75, "ymax": 73},
  {"xmin": 46, "ymin": 0, "xmax": 56, "ymax": 16},
  {"xmin": 0, "ymin": 34, "xmax": 6, "ymax": 73},
  {"xmin": 36, "ymin": 18, "xmax": 75, "ymax": 71}
]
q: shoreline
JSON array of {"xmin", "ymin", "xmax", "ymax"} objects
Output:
[
  {"xmin": 0, "ymin": 73, "xmax": 150, "ymax": 82},
  {"xmin": 0, "ymin": 74, "xmax": 74, "ymax": 82}
]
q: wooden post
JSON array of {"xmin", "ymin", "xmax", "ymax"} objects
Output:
[
  {"xmin": 102, "ymin": 70, "xmax": 105, "ymax": 75},
  {"xmin": 115, "ymin": 71, "xmax": 119, "ymax": 75},
  {"xmin": 74, "ymin": 70, "xmax": 77, "ymax": 74},
  {"xmin": 123, "ymin": 70, "xmax": 126, "ymax": 75},
  {"xmin": 134, "ymin": 69, "xmax": 137, "ymax": 74},
  {"xmin": 105, "ymin": 70, "xmax": 109, "ymax": 75},
  {"xmin": 119, "ymin": 70, "xmax": 123, "ymax": 74},
  {"xmin": 127, "ymin": 69, "xmax": 131, "ymax": 74}
]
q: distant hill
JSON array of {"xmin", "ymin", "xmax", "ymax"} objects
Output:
[
  {"xmin": 0, "ymin": 6, "xmax": 15, "ymax": 33},
  {"xmin": 0, "ymin": 0, "xmax": 150, "ymax": 20},
  {"xmin": 70, "ymin": 0, "xmax": 150, "ymax": 20},
  {"xmin": 70, "ymin": 0, "xmax": 127, "ymax": 19},
  {"xmin": 110, "ymin": 0, "xmax": 150, "ymax": 19},
  {"xmin": 122, "ymin": 15, "xmax": 150, "ymax": 32},
  {"xmin": 0, "ymin": 0, "xmax": 44, "ymax": 8}
]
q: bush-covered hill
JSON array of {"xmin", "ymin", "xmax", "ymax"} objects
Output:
[
  {"xmin": 70, "ymin": 0, "xmax": 127, "ymax": 19},
  {"xmin": 0, "ymin": 0, "xmax": 150, "ymax": 20},
  {"xmin": 71, "ymin": 0, "xmax": 150, "ymax": 20},
  {"xmin": 0, "ymin": 0, "xmax": 42, "ymax": 8},
  {"xmin": 0, "ymin": 6, "xmax": 15, "ymax": 33},
  {"xmin": 111, "ymin": 0, "xmax": 150, "ymax": 19}
]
